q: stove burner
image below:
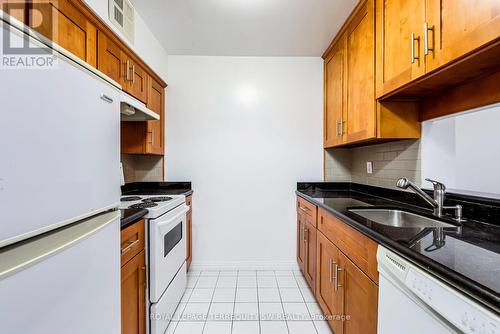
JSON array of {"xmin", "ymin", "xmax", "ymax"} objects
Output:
[
  {"xmin": 129, "ymin": 202, "xmax": 158, "ymax": 209},
  {"xmin": 121, "ymin": 196, "xmax": 143, "ymax": 202},
  {"xmin": 142, "ymin": 196, "xmax": 173, "ymax": 203}
]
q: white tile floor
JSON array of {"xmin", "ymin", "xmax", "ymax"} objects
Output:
[{"xmin": 164, "ymin": 269, "xmax": 333, "ymax": 334}]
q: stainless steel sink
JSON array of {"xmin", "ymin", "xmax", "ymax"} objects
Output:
[{"xmin": 348, "ymin": 209, "xmax": 457, "ymax": 229}]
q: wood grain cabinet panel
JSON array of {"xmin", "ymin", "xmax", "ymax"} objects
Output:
[
  {"xmin": 296, "ymin": 211, "xmax": 307, "ymax": 273},
  {"xmin": 145, "ymin": 76, "xmax": 165, "ymax": 155},
  {"xmin": 318, "ymin": 208, "xmax": 378, "ymax": 283},
  {"xmin": 121, "ymin": 250, "xmax": 146, "ymax": 334},
  {"xmin": 375, "ymin": 0, "xmax": 426, "ymax": 97},
  {"xmin": 30, "ymin": 0, "xmax": 97, "ymax": 66},
  {"xmin": 120, "ymin": 219, "xmax": 145, "ymax": 267},
  {"xmin": 304, "ymin": 221, "xmax": 317, "ymax": 292},
  {"xmin": 324, "ymin": 37, "xmax": 346, "ymax": 148},
  {"xmin": 345, "ymin": 1, "xmax": 376, "ymax": 143},
  {"xmin": 339, "ymin": 252, "xmax": 378, "ymax": 334},
  {"xmin": 316, "ymin": 231, "xmax": 343, "ymax": 334},
  {"xmin": 425, "ymin": 0, "xmax": 500, "ymax": 71},
  {"xmin": 125, "ymin": 58, "xmax": 148, "ymax": 103},
  {"xmin": 121, "ymin": 76, "xmax": 165, "ymax": 155},
  {"xmin": 97, "ymin": 30, "xmax": 125, "ymax": 85}
]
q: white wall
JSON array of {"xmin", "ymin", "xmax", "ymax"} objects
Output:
[
  {"xmin": 422, "ymin": 103, "xmax": 500, "ymax": 197},
  {"xmin": 166, "ymin": 56, "xmax": 323, "ymax": 269},
  {"xmin": 83, "ymin": 0, "xmax": 169, "ymax": 81}
]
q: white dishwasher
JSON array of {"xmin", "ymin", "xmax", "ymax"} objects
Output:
[{"xmin": 377, "ymin": 246, "xmax": 500, "ymax": 334}]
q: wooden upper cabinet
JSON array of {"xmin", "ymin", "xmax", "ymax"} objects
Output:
[
  {"xmin": 339, "ymin": 252, "xmax": 378, "ymax": 334},
  {"xmin": 375, "ymin": 0, "xmax": 425, "ymax": 97},
  {"xmin": 425, "ymin": 0, "xmax": 500, "ymax": 71},
  {"xmin": 121, "ymin": 76, "xmax": 165, "ymax": 155},
  {"xmin": 345, "ymin": 0, "xmax": 375, "ymax": 143},
  {"xmin": 146, "ymin": 77, "xmax": 165, "ymax": 155},
  {"xmin": 30, "ymin": 0, "xmax": 97, "ymax": 67},
  {"xmin": 125, "ymin": 58, "xmax": 148, "ymax": 103},
  {"xmin": 97, "ymin": 31, "xmax": 125, "ymax": 84},
  {"xmin": 324, "ymin": 37, "xmax": 346, "ymax": 148},
  {"xmin": 1, "ymin": 1, "xmax": 28, "ymax": 23}
]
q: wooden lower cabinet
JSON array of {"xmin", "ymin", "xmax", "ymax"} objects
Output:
[
  {"xmin": 297, "ymin": 196, "xmax": 378, "ymax": 333},
  {"xmin": 316, "ymin": 232, "xmax": 343, "ymax": 334},
  {"xmin": 296, "ymin": 212, "xmax": 307, "ymax": 272},
  {"xmin": 303, "ymin": 221, "xmax": 317, "ymax": 292},
  {"xmin": 121, "ymin": 250, "xmax": 146, "ymax": 334},
  {"xmin": 339, "ymin": 252, "xmax": 378, "ymax": 334}
]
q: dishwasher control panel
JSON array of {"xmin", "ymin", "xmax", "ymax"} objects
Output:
[{"xmin": 405, "ymin": 268, "xmax": 499, "ymax": 334}]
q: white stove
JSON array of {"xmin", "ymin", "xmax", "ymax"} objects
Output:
[
  {"xmin": 119, "ymin": 195, "xmax": 186, "ymax": 219},
  {"xmin": 120, "ymin": 194, "xmax": 188, "ymax": 334}
]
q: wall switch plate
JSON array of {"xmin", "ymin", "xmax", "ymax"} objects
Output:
[{"xmin": 367, "ymin": 161, "xmax": 373, "ymax": 174}]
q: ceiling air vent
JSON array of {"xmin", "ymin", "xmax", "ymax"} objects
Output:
[{"xmin": 108, "ymin": 0, "xmax": 135, "ymax": 43}]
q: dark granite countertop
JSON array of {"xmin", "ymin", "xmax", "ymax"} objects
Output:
[
  {"xmin": 120, "ymin": 208, "xmax": 148, "ymax": 230},
  {"xmin": 297, "ymin": 182, "xmax": 500, "ymax": 314},
  {"xmin": 122, "ymin": 182, "xmax": 193, "ymax": 197}
]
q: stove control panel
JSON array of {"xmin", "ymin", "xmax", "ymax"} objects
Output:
[{"xmin": 405, "ymin": 268, "xmax": 499, "ymax": 334}]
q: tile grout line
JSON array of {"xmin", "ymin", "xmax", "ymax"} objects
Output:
[
  {"xmin": 202, "ymin": 271, "xmax": 221, "ymax": 334},
  {"xmin": 274, "ymin": 271, "xmax": 291, "ymax": 334},
  {"xmin": 293, "ymin": 273, "xmax": 320, "ymax": 334},
  {"xmin": 256, "ymin": 270, "xmax": 262, "ymax": 334}
]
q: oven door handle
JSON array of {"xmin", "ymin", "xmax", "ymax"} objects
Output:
[{"xmin": 156, "ymin": 206, "xmax": 189, "ymax": 233}]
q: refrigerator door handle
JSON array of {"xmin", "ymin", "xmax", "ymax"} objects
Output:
[{"xmin": 0, "ymin": 211, "xmax": 120, "ymax": 280}]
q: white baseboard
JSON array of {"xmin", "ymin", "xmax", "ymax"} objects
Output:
[{"xmin": 189, "ymin": 260, "xmax": 300, "ymax": 272}]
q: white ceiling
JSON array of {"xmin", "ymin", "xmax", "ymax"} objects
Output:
[{"xmin": 131, "ymin": 0, "xmax": 357, "ymax": 56}]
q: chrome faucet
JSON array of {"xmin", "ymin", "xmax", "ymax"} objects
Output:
[{"xmin": 396, "ymin": 178, "xmax": 463, "ymax": 222}]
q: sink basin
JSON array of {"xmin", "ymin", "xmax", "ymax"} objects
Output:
[{"xmin": 348, "ymin": 209, "xmax": 457, "ymax": 229}]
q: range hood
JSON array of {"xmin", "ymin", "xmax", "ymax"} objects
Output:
[{"xmin": 120, "ymin": 92, "xmax": 159, "ymax": 121}]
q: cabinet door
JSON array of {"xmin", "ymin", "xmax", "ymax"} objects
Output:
[
  {"xmin": 316, "ymin": 232, "xmax": 343, "ymax": 334},
  {"xmin": 146, "ymin": 77, "xmax": 165, "ymax": 155},
  {"xmin": 376, "ymin": 0, "xmax": 425, "ymax": 97},
  {"xmin": 345, "ymin": 0, "xmax": 376, "ymax": 143},
  {"xmin": 124, "ymin": 59, "xmax": 148, "ymax": 103},
  {"xmin": 338, "ymin": 252, "xmax": 378, "ymax": 334},
  {"xmin": 324, "ymin": 37, "xmax": 346, "ymax": 148},
  {"xmin": 304, "ymin": 222, "xmax": 317, "ymax": 292},
  {"xmin": 296, "ymin": 212, "xmax": 306, "ymax": 272},
  {"xmin": 425, "ymin": 0, "xmax": 500, "ymax": 71},
  {"xmin": 30, "ymin": 0, "xmax": 97, "ymax": 67},
  {"xmin": 97, "ymin": 31, "xmax": 126, "ymax": 85},
  {"xmin": 121, "ymin": 250, "xmax": 146, "ymax": 334}
]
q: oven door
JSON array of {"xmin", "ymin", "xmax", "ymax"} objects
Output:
[{"xmin": 149, "ymin": 204, "xmax": 189, "ymax": 303}]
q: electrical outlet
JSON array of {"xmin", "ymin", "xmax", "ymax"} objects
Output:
[{"xmin": 367, "ymin": 161, "xmax": 373, "ymax": 174}]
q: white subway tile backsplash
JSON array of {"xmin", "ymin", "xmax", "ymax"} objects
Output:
[{"xmin": 325, "ymin": 140, "xmax": 421, "ymax": 190}]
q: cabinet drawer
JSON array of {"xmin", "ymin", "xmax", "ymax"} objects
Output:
[
  {"xmin": 297, "ymin": 196, "xmax": 317, "ymax": 226},
  {"xmin": 120, "ymin": 220, "xmax": 145, "ymax": 267},
  {"xmin": 318, "ymin": 208, "xmax": 378, "ymax": 283}
]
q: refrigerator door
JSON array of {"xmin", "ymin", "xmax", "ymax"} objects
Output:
[
  {"xmin": 0, "ymin": 19, "xmax": 121, "ymax": 247},
  {"xmin": 0, "ymin": 211, "xmax": 121, "ymax": 334}
]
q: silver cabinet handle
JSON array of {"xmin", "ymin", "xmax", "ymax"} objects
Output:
[
  {"xmin": 334, "ymin": 264, "xmax": 343, "ymax": 291},
  {"xmin": 329, "ymin": 259, "xmax": 336, "ymax": 283},
  {"xmin": 100, "ymin": 93, "xmax": 114, "ymax": 103},
  {"xmin": 336, "ymin": 120, "xmax": 341, "ymax": 137},
  {"xmin": 121, "ymin": 239, "xmax": 140, "ymax": 254},
  {"xmin": 424, "ymin": 23, "xmax": 434, "ymax": 55},
  {"xmin": 303, "ymin": 228, "xmax": 308, "ymax": 243},
  {"xmin": 151, "ymin": 128, "xmax": 154, "ymax": 145},
  {"xmin": 132, "ymin": 64, "xmax": 136, "ymax": 84},
  {"xmin": 411, "ymin": 33, "xmax": 420, "ymax": 64},
  {"xmin": 126, "ymin": 60, "xmax": 130, "ymax": 81}
]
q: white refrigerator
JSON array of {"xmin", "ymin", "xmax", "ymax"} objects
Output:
[{"xmin": 0, "ymin": 15, "xmax": 122, "ymax": 334}]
